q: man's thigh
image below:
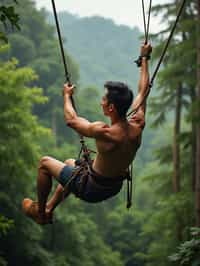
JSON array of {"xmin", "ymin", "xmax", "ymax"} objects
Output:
[
  {"xmin": 64, "ymin": 158, "xmax": 75, "ymax": 167},
  {"xmin": 41, "ymin": 156, "xmax": 66, "ymax": 178}
]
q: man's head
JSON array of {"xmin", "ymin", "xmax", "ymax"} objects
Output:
[{"xmin": 101, "ymin": 81, "xmax": 133, "ymax": 118}]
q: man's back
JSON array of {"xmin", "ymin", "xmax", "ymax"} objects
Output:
[{"xmin": 92, "ymin": 114, "xmax": 144, "ymax": 177}]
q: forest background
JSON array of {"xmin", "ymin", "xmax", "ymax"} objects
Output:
[{"xmin": 0, "ymin": 0, "xmax": 200, "ymax": 265}]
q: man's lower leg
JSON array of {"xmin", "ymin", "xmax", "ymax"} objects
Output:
[
  {"xmin": 46, "ymin": 184, "xmax": 70, "ymax": 213},
  {"xmin": 37, "ymin": 167, "xmax": 52, "ymax": 217}
]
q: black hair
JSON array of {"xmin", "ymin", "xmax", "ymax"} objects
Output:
[{"xmin": 104, "ymin": 81, "xmax": 133, "ymax": 118}]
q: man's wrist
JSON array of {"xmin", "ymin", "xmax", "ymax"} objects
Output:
[
  {"xmin": 135, "ymin": 55, "xmax": 150, "ymax": 67},
  {"xmin": 63, "ymin": 93, "xmax": 71, "ymax": 98},
  {"xmin": 140, "ymin": 55, "xmax": 151, "ymax": 60}
]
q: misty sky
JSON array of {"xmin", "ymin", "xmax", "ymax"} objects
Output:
[{"xmin": 35, "ymin": 0, "xmax": 172, "ymax": 32}]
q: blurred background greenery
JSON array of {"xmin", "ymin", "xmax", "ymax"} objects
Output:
[{"xmin": 0, "ymin": 0, "xmax": 200, "ymax": 265}]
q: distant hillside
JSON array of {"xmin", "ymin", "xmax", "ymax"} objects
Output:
[{"xmin": 48, "ymin": 12, "xmax": 141, "ymax": 92}]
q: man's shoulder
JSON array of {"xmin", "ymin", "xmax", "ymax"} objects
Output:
[
  {"xmin": 90, "ymin": 121, "xmax": 110, "ymax": 131},
  {"xmin": 91, "ymin": 121, "xmax": 109, "ymax": 127},
  {"xmin": 129, "ymin": 110, "xmax": 145, "ymax": 130},
  {"xmin": 90, "ymin": 121, "xmax": 111, "ymax": 139},
  {"xmin": 128, "ymin": 110, "xmax": 145, "ymax": 139}
]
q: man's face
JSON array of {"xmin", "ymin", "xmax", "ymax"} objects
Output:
[{"xmin": 100, "ymin": 89, "xmax": 113, "ymax": 116}]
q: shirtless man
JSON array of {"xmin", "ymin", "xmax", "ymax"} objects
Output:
[{"xmin": 22, "ymin": 43, "xmax": 152, "ymax": 224}]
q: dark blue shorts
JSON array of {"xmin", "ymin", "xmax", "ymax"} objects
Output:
[{"xmin": 58, "ymin": 165, "xmax": 123, "ymax": 203}]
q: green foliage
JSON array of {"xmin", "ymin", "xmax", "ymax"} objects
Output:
[
  {"xmin": 0, "ymin": 57, "xmax": 52, "ymax": 266},
  {"xmin": 0, "ymin": 215, "xmax": 14, "ymax": 237},
  {"xmin": 150, "ymin": 0, "xmax": 196, "ymax": 126},
  {"xmin": 104, "ymin": 205, "xmax": 148, "ymax": 266},
  {"xmin": 0, "ymin": 1, "xmax": 198, "ymax": 266},
  {"xmin": 134, "ymin": 117, "xmax": 195, "ymax": 265},
  {"xmin": 0, "ymin": 0, "xmax": 80, "ymax": 146},
  {"xmin": 0, "ymin": 0, "xmax": 20, "ymax": 43},
  {"xmin": 0, "ymin": 48, "xmax": 123, "ymax": 266},
  {"xmin": 169, "ymin": 228, "xmax": 200, "ymax": 265},
  {"xmin": 45, "ymin": 202, "xmax": 123, "ymax": 266},
  {"xmin": 48, "ymin": 12, "xmax": 140, "ymax": 90}
]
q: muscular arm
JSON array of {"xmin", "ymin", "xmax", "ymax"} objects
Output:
[
  {"xmin": 63, "ymin": 90, "xmax": 110, "ymax": 138},
  {"xmin": 131, "ymin": 58, "xmax": 150, "ymax": 114},
  {"xmin": 63, "ymin": 93, "xmax": 77, "ymax": 121},
  {"xmin": 128, "ymin": 44, "xmax": 152, "ymax": 134},
  {"xmin": 131, "ymin": 43, "xmax": 152, "ymax": 115}
]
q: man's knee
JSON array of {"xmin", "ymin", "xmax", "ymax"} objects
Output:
[
  {"xmin": 64, "ymin": 158, "xmax": 75, "ymax": 167},
  {"xmin": 39, "ymin": 156, "xmax": 53, "ymax": 169}
]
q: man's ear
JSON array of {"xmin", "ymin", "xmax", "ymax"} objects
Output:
[{"xmin": 109, "ymin": 103, "xmax": 114, "ymax": 112}]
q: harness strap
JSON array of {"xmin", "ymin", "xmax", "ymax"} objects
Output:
[
  {"xmin": 63, "ymin": 157, "xmax": 132, "ymax": 208},
  {"xmin": 126, "ymin": 165, "xmax": 133, "ymax": 209},
  {"xmin": 77, "ymin": 161, "xmax": 91, "ymax": 197},
  {"xmin": 90, "ymin": 168, "xmax": 125, "ymax": 186},
  {"xmin": 61, "ymin": 160, "xmax": 87, "ymax": 199}
]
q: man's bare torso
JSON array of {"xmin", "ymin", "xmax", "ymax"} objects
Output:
[{"xmin": 92, "ymin": 119, "xmax": 142, "ymax": 177}]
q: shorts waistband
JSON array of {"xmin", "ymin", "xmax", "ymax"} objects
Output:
[{"xmin": 90, "ymin": 167, "xmax": 125, "ymax": 187}]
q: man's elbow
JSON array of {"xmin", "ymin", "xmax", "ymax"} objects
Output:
[
  {"xmin": 141, "ymin": 120, "xmax": 145, "ymax": 130},
  {"xmin": 138, "ymin": 110, "xmax": 146, "ymax": 129},
  {"xmin": 66, "ymin": 117, "xmax": 77, "ymax": 129}
]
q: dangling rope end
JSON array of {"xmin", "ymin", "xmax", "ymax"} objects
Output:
[
  {"xmin": 126, "ymin": 201, "xmax": 132, "ymax": 209},
  {"xmin": 126, "ymin": 166, "xmax": 133, "ymax": 210}
]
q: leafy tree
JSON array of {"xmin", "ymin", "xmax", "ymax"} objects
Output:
[
  {"xmin": 42, "ymin": 199, "xmax": 123, "ymax": 266},
  {"xmin": 0, "ymin": 0, "xmax": 20, "ymax": 42},
  {"xmin": 0, "ymin": 0, "xmax": 80, "ymax": 146},
  {"xmin": 169, "ymin": 227, "xmax": 200, "ymax": 265},
  {"xmin": 48, "ymin": 11, "xmax": 141, "ymax": 89},
  {"xmin": 0, "ymin": 54, "xmax": 54, "ymax": 265},
  {"xmin": 0, "ymin": 47, "xmax": 124, "ymax": 266}
]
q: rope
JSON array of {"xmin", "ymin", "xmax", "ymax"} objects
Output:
[
  {"xmin": 127, "ymin": 164, "xmax": 133, "ymax": 209},
  {"xmin": 51, "ymin": 0, "xmax": 92, "ymax": 162},
  {"xmin": 128, "ymin": 0, "xmax": 187, "ymax": 117},
  {"xmin": 135, "ymin": 0, "xmax": 152, "ymax": 66},
  {"xmin": 142, "ymin": 0, "xmax": 148, "ymax": 43},
  {"xmin": 146, "ymin": 0, "xmax": 152, "ymax": 44},
  {"xmin": 51, "ymin": 0, "xmax": 70, "ymax": 83},
  {"xmin": 142, "ymin": 0, "xmax": 152, "ymax": 44},
  {"xmin": 149, "ymin": 0, "xmax": 187, "ymax": 88},
  {"xmin": 51, "ymin": 0, "xmax": 76, "ymax": 111}
]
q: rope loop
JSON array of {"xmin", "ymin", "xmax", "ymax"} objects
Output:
[{"xmin": 142, "ymin": 0, "xmax": 152, "ymax": 44}]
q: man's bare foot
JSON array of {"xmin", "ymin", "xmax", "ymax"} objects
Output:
[{"xmin": 22, "ymin": 198, "xmax": 53, "ymax": 225}]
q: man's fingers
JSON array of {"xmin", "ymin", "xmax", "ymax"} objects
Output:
[
  {"xmin": 63, "ymin": 83, "xmax": 76, "ymax": 97},
  {"xmin": 64, "ymin": 83, "xmax": 76, "ymax": 90},
  {"xmin": 64, "ymin": 83, "xmax": 73, "ymax": 88}
]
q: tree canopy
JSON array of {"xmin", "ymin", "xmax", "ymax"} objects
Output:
[{"xmin": 0, "ymin": 0, "xmax": 200, "ymax": 265}]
